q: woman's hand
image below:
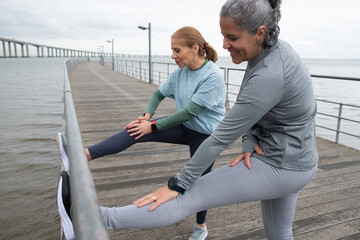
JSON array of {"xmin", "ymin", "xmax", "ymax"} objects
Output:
[
  {"xmin": 133, "ymin": 185, "xmax": 179, "ymax": 211},
  {"xmin": 124, "ymin": 119, "xmax": 141, "ymax": 130},
  {"xmin": 229, "ymin": 144, "xmax": 264, "ymax": 169},
  {"xmin": 125, "ymin": 114, "xmax": 151, "ymax": 130},
  {"xmin": 126, "ymin": 119, "xmax": 152, "ymax": 140}
]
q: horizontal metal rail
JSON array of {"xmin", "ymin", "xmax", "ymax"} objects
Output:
[{"xmin": 62, "ymin": 58, "xmax": 109, "ymax": 240}]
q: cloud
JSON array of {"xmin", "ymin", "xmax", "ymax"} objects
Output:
[{"xmin": 1, "ymin": 0, "xmax": 360, "ymax": 58}]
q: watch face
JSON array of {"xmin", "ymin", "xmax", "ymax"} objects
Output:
[{"xmin": 168, "ymin": 177, "xmax": 176, "ymax": 189}]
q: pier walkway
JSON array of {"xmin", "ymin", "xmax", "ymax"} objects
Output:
[{"xmin": 69, "ymin": 61, "xmax": 360, "ymax": 240}]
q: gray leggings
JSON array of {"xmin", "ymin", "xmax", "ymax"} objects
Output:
[{"xmin": 101, "ymin": 157, "xmax": 317, "ymax": 240}]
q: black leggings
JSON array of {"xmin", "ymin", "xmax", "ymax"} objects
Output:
[{"xmin": 88, "ymin": 123, "xmax": 214, "ymax": 224}]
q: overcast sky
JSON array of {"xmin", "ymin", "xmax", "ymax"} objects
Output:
[{"xmin": 1, "ymin": 0, "xmax": 360, "ymax": 58}]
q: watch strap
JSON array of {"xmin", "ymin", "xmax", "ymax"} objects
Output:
[{"xmin": 151, "ymin": 120, "xmax": 158, "ymax": 132}]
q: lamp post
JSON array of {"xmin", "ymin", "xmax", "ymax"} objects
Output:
[
  {"xmin": 138, "ymin": 23, "xmax": 152, "ymax": 84},
  {"xmin": 107, "ymin": 39, "xmax": 114, "ymax": 70}
]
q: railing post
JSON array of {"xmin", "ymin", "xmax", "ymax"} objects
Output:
[
  {"xmin": 140, "ymin": 62, "xmax": 142, "ymax": 80},
  {"xmin": 335, "ymin": 103, "xmax": 343, "ymax": 143},
  {"xmin": 126, "ymin": 60, "xmax": 128, "ymax": 75},
  {"xmin": 225, "ymin": 68, "xmax": 230, "ymax": 110},
  {"xmin": 167, "ymin": 63, "xmax": 170, "ymax": 79},
  {"xmin": 132, "ymin": 60, "xmax": 134, "ymax": 77}
]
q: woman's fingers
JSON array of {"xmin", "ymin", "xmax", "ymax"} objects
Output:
[
  {"xmin": 229, "ymin": 154, "xmax": 244, "ymax": 167},
  {"xmin": 125, "ymin": 120, "xmax": 140, "ymax": 129},
  {"xmin": 243, "ymin": 152, "xmax": 252, "ymax": 169},
  {"xmin": 133, "ymin": 186, "xmax": 179, "ymax": 211},
  {"xmin": 229, "ymin": 152, "xmax": 252, "ymax": 168},
  {"xmin": 133, "ymin": 193, "xmax": 153, "ymax": 206},
  {"xmin": 255, "ymin": 144, "xmax": 264, "ymax": 155}
]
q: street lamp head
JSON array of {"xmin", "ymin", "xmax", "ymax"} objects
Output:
[
  {"xmin": 107, "ymin": 40, "xmax": 111, "ymax": 43},
  {"xmin": 138, "ymin": 26, "xmax": 147, "ymax": 30}
]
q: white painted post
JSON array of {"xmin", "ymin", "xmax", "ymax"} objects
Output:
[
  {"xmin": 8, "ymin": 41, "xmax": 12, "ymax": 57},
  {"xmin": 2, "ymin": 40, "xmax": 7, "ymax": 57}
]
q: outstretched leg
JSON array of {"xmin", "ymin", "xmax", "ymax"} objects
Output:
[
  {"xmin": 87, "ymin": 124, "xmax": 187, "ymax": 160},
  {"xmin": 100, "ymin": 158, "xmax": 317, "ymax": 235}
]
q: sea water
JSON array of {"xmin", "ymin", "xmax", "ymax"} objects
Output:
[{"xmin": 0, "ymin": 58, "xmax": 66, "ymax": 239}]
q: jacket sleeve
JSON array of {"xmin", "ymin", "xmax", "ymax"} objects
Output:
[
  {"xmin": 144, "ymin": 89, "xmax": 165, "ymax": 117},
  {"xmin": 155, "ymin": 101, "xmax": 203, "ymax": 131},
  {"xmin": 242, "ymin": 125, "xmax": 258, "ymax": 154}
]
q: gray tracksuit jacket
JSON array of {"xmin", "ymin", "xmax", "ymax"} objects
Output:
[{"xmin": 177, "ymin": 40, "xmax": 319, "ymax": 189}]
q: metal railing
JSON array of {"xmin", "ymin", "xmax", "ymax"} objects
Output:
[
  {"xmin": 103, "ymin": 57, "xmax": 360, "ymax": 146},
  {"xmin": 315, "ymin": 99, "xmax": 360, "ymax": 143},
  {"xmin": 62, "ymin": 58, "xmax": 109, "ymax": 240}
]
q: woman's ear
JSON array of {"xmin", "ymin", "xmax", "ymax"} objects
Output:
[
  {"xmin": 256, "ymin": 26, "xmax": 266, "ymax": 42},
  {"xmin": 192, "ymin": 43, "xmax": 200, "ymax": 55}
]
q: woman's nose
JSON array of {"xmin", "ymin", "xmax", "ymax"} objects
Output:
[{"xmin": 223, "ymin": 38, "xmax": 230, "ymax": 49}]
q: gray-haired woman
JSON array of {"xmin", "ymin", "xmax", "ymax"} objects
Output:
[{"xmin": 61, "ymin": 0, "xmax": 319, "ymax": 239}]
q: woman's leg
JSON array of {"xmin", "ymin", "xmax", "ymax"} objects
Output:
[
  {"xmin": 100, "ymin": 158, "xmax": 317, "ymax": 234},
  {"xmin": 88, "ymin": 124, "xmax": 187, "ymax": 160},
  {"xmin": 261, "ymin": 191, "xmax": 300, "ymax": 240},
  {"xmin": 184, "ymin": 127, "xmax": 212, "ymax": 227}
]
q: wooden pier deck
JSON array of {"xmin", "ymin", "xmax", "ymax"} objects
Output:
[{"xmin": 69, "ymin": 61, "xmax": 360, "ymax": 240}]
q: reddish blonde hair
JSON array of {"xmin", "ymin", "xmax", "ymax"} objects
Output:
[{"xmin": 171, "ymin": 26, "xmax": 218, "ymax": 62}]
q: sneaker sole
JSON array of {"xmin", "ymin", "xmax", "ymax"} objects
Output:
[
  {"xmin": 57, "ymin": 172, "xmax": 75, "ymax": 240},
  {"xmin": 56, "ymin": 132, "xmax": 69, "ymax": 172}
]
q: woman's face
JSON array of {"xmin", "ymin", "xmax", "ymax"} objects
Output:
[
  {"xmin": 171, "ymin": 37, "xmax": 198, "ymax": 69},
  {"xmin": 220, "ymin": 17, "xmax": 264, "ymax": 64}
]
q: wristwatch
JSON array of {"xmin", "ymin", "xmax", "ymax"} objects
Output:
[
  {"xmin": 168, "ymin": 177, "xmax": 185, "ymax": 194},
  {"xmin": 151, "ymin": 120, "xmax": 158, "ymax": 132}
]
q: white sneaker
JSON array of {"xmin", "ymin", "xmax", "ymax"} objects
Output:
[
  {"xmin": 189, "ymin": 225, "xmax": 208, "ymax": 240},
  {"xmin": 57, "ymin": 171, "xmax": 75, "ymax": 240},
  {"xmin": 56, "ymin": 132, "xmax": 69, "ymax": 172}
]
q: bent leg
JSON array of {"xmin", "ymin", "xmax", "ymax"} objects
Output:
[
  {"xmin": 88, "ymin": 125, "xmax": 187, "ymax": 160},
  {"xmin": 261, "ymin": 192, "xmax": 300, "ymax": 240},
  {"xmin": 195, "ymin": 161, "xmax": 214, "ymax": 225},
  {"xmin": 184, "ymin": 127, "xmax": 212, "ymax": 225}
]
